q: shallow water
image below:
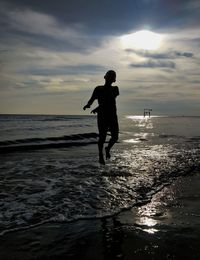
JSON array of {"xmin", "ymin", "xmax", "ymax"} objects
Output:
[{"xmin": 0, "ymin": 115, "xmax": 200, "ymax": 235}]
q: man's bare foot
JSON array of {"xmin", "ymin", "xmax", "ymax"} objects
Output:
[
  {"xmin": 99, "ymin": 154, "xmax": 105, "ymax": 165},
  {"xmin": 105, "ymin": 147, "xmax": 111, "ymax": 160}
]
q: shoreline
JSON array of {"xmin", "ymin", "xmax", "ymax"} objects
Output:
[{"xmin": 0, "ymin": 171, "xmax": 200, "ymax": 259}]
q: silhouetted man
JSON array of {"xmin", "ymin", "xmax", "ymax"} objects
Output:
[{"xmin": 83, "ymin": 70, "xmax": 119, "ymax": 164}]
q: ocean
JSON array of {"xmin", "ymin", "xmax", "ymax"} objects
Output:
[{"xmin": 0, "ymin": 114, "xmax": 200, "ymax": 237}]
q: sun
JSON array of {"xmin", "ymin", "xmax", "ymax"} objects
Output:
[{"xmin": 121, "ymin": 30, "xmax": 162, "ymax": 50}]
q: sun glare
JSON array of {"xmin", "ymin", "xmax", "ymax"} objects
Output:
[{"xmin": 121, "ymin": 30, "xmax": 162, "ymax": 50}]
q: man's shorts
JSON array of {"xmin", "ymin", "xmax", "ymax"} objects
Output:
[{"xmin": 97, "ymin": 113, "xmax": 119, "ymax": 138}]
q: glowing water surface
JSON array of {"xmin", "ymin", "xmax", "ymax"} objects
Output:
[{"xmin": 0, "ymin": 115, "xmax": 200, "ymax": 235}]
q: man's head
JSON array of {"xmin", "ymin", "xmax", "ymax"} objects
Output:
[{"xmin": 104, "ymin": 70, "xmax": 116, "ymax": 84}]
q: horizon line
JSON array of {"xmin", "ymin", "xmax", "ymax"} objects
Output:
[{"xmin": 0, "ymin": 113, "xmax": 200, "ymax": 117}]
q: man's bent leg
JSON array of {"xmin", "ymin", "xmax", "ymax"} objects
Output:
[{"xmin": 105, "ymin": 117, "xmax": 119, "ymax": 159}]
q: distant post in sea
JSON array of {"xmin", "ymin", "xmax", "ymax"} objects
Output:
[{"xmin": 144, "ymin": 109, "xmax": 152, "ymax": 118}]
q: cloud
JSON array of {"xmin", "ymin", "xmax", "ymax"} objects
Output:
[
  {"xmin": 175, "ymin": 51, "xmax": 193, "ymax": 58},
  {"xmin": 5, "ymin": 8, "xmax": 82, "ymax": 39},
  {"xmin": 1, "ymin": 0, "xmax": 200, "ymax": 115},
  {"xmin": 0, "ymin": 0, "xmax": 144, "ymax": 35},
  {"xmin": 21, "ymin": 64, "xmax": 106, "ymax": 76},
  {"xmin": 129, "ymin": 59, "xmax": 176, "ymax": 69},
  {"xmin": 4, "ymin": 0, "xmax": 200, "ymax": 37},
  {"xmin": 125, "ymin": 49, "xmax": 194, "ymax": 59},
  {"xmin": 0, "ymin": 4, "xmax": 104, "ymax": 53}
]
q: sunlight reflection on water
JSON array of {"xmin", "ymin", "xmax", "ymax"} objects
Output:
[
  {"xmin": 134, "ymin": 187, "xmax": 176, "ymax": 234},
  {"xmin": 136, "ymin": 206, "xmax": 160, "ymax": 234},
  {"xmin": 123, "ymin": 139, "xmax": 140, "ymax": 143},
  {"xmin": 126, "ymin": 115, "xmax": 154, "ymax": 129},
  {"xmin": 126, "ymin": 115, "xmax": 164, "ymax": 119}
]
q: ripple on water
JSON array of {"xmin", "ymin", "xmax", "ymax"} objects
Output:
[{"xmin": 0, "ymin": 142, "xmax": 200, "ymax": 235}]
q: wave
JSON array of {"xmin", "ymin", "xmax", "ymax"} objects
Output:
[
  {"xmin": 0, "ymin": 132, "xmax": 99, "ymax": 153},
  {"xmin": 0, "ymin": 164, "xmax": 199, "ymax": 237},
  {"xmin": 0, "ymin": 114, "xmax": 94, "ymax": 123},
  {"xmin": 159, "ymin": 134, "xmax": 185, "ymax": 139},
  {"xmin": 0, "ymin": 138, "xmax": 200, "ymax": 236}
]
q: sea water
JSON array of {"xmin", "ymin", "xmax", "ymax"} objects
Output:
[{"xmin": 0, "ymin": 114, "xmax": 200, "ymax": 235}]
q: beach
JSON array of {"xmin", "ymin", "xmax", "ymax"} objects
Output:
[
  {"xmin": 0, "ymin": 115, "xmax": 200, "ymax": 259},
  {"xmin": 0, "ymin": 169, "xmax": 200, "ymax": 259}
]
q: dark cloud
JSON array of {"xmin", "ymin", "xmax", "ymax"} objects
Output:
[
  {"xmin": 20, "ymin": 64, "xmax": 106, "ymax": 76},
  {"xmin": 2, "ymin": 0, "xmax": 200, "ymax": 36},
  {"xmin": 0, "ymin": 4, "xmax": 104, "ymax": 53},
  {"xmin": 0, "ymin": 0, "xmax": 144, "ymax": 36},
  {"xmin": 1, "ymin": 30, "xmax": 102, "ymax": 53},
  {"xmin": 130, "ymin": 59, "xmax": 176, "ymax": 69},
  {"xmin": 174, "ymin": 51, "xmax": 193, "ymax": 58},
  {"xmin": 1, "ymin": 0, "xmax": 200, "ymax": 54},
  {"xmin": 125, "ymin": 49, "xmax": 194, "ymax": 59}
]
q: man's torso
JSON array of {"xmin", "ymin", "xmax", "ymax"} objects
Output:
[{"xmin": 94, "ymin": 85, "xmax": 119, "ymax": 114}]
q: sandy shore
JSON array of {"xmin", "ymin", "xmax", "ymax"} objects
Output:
[{"xmin": 0, "ymin": 169, "xmax": 200, "ymax": 260}]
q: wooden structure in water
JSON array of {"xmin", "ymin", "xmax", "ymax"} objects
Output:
[{"xmin": 144, "ymin": 109, "xmax": 152, "ymax": 118}]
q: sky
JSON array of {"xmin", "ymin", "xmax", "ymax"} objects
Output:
[{"xmin": 0, "ymin": 0, "xmax": 200, "ymax": 115}]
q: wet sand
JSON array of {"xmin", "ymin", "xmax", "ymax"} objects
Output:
[{"xmin": 0, "ymin": 171, "xmax": 200, "ymax": 260}]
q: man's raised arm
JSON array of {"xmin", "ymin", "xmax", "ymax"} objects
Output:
[{"xmin": 83, "ymin": 87, "xmax": 97, "ymax": 110}]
